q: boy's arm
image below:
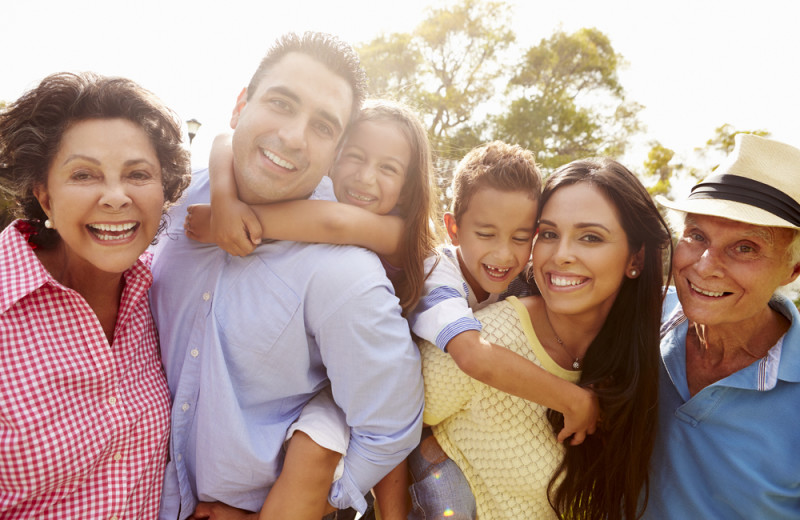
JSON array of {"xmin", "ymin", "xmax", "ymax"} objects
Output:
[
  {"xmin": 446, "ymin": 331, "xmax": 599, "ymax": 444},
  {"xmin": 409, "ymin": 251, "xmax": 599, "ymax": 444}
]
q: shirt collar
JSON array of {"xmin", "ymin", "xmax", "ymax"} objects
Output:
[
  {"xmin": 771, "ymin": 293, "xmax": 800, "ymax": 383},
  {"xmin": 0, "ymin": 220, "xmax": 154, "ymax": 313},
  {"xmin": 0, "ymin": 220, "xmax": 53, "ymax": 313},
  {"xmin": 661, "ymin": 291, "xmax": 800, "ymax": 385}
]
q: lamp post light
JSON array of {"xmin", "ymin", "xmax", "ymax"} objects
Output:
[{"xmin": 186, "ymin": 118, "xmax": 202, "ymax": 145}]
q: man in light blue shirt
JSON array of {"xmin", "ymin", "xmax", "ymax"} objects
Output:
[{"xmin": 150, "ymin": 32, "xmax": 424, "ymax": 519}]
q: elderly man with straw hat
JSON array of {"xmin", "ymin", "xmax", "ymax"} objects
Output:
[{"xmin": 645, "ymin": 134, "xmax": 800, "ymax": 518}]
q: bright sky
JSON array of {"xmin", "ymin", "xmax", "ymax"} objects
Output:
[{"xmin": 4, "ymin": 0, "xmax": 799, "ymax": 173}]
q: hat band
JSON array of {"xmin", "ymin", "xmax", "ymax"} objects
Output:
[{"xmin": 689, "ymin": 174, "xmax": 800, "ymax": 226}]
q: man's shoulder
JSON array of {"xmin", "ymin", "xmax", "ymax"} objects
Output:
[
  {"xmin": 302, "ymin": 242, "xmax": 384, "ymax": 273},
  {"xmin": 264, "ymin": 242, "xmax": 385, "ymax": 281}
]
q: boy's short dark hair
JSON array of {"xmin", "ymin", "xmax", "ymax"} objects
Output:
[
  {"xmin": 247, "ymin": 31, "xmax": 368, "ymax": 125},
  {"xmin": 450, "ymin": 141, "xmax": 542, "ymax": 223}
]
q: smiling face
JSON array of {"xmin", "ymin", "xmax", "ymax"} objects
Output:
[
  {"xmin": 230, "ymin": 52, "xmax": 354, "ymax": 204},
  {"xmin": 33, "ymin": 118, "xmax": 165, "ymax": 276},
  {"xmin": 330, "ymin": 119, "xmax": 410, "ymax": 215},
  {"xmin": 673, "ymin": 214, "xmax": 800, "ymax": 328},
  {"xmin": 446, "ymin": 187, "xmax": 537, "ymax": 301},
  {"xmin": 532, "ymin": 182, "xmax": 637, "ymax": 322}
]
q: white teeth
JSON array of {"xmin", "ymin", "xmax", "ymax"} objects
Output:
[
  {"xmin": 485, "ymin": 265, "xmax": 510, "ymax": 276},
  {"xmin": 90, "ymin": 223, "xmax": 136, "ymax": 232},
  {"xmin": 88, "ymin": 223, "xmax": 137, "ymax": 241},
  {"xmin": 551, "ymin": 275, "xmax": 584, "ymax": 287},
  {"xmin": 263, "ymin": 149, "xmax": 296, "ymax": 170},
  {"xmin": 690, "ymin": 282, "xmax": 724, "ymax": 297},
  {"xmin": 95, "ymin": 230, "xmax": 135, "ymax": 241},
  {"xmin": 347, "ymin": 189, "xmax": 375, "ymax": 202}
]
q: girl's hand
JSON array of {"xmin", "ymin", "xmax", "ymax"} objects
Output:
[
  {"xmin": 190, "ymin": 501, "xmax": 257, "ymax": 520},
  {"xmin": 211, "ymin": 198, "xmax": 263, "ymax": 256},
  {"xmin": 185, "ymin": 204, "xmax": 214, "ymax": 243},
  {"xmin": 557, "ymin": 386, "xmax": 600, "ymax": 445}
]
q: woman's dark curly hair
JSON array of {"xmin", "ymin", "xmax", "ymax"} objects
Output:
[{"xmin": 0, "ymin": 71, "xmax": 191, "ymax": 248}]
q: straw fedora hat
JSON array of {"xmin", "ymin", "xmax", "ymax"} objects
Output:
[{"xmin": 655, "ymin": 134, "xmax": 800, "ymax": 229}]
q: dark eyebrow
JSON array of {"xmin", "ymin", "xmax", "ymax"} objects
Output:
[
  {"xmin": 539, "ymin": 218, "xmax": 610, "ymax": 233},
  {"xmin": 266, "ymin": 85, "xmax": 344, "ymax": 134}
]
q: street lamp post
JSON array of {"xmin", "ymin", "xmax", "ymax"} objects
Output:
[{"xmin": 186, "ymin": 118, "xmax": 202, "ymax": 145}]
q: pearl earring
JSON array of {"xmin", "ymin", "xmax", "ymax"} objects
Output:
[
  {"xmin": 630, "ymin": 269, "xmax": 638, "ymax": 277},
  {"xmin": 44, "ymin": 219, "xmax": 53, "ymax": 229}
]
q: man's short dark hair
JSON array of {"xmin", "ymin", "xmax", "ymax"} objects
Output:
[{"xmin": 247, "ymin": 32, "xmax": 367, "ymax": 124}]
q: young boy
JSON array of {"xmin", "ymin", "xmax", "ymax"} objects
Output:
[{"xmin": 405, "ymin": 141, "xmax": 599, "ymax": 518}]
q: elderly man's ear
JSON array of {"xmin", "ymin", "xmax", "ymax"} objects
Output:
[{"xmin": 783, "ymin": 261, "xmax": 800, "ymax": 286}]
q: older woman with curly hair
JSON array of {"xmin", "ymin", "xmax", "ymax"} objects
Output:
[{"xmin": 0, "ymin": 72, "xmax": 190, "ymax": 518}]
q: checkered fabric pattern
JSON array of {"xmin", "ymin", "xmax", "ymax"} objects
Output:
[
  {"xmin": 421, "ymin": 297, "xmax": 581, "ymax": 520},
  {"xmin": 0, "ymin": 221, "xmax": 170, "ymax": 519}
]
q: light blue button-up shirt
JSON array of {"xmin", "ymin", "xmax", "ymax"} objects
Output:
[
  {"xmin": 645, "ymin": 288, "xmax": 800, "ymax": 519},
  {"xmin": 150, "ymin": 170, "xmax": 424, "ymax": 519}
]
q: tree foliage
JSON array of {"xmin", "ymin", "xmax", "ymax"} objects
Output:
[
  {"xmin": 641, "ymin": 125, "xmax": 772, "ymax": 201},
  {"xmin": 357, "ymin": 0, "xmax": 514, "ymax": 159},
  {"xmin": 642, "ymin": 142, "xmax": 676, "ymax": 197},
  {"xmin": 701, "ymin": 123, "xmax": 770, "ymax": 156},
  {"xmin": 494, "ymin": 28, "xmax": 642, "ymax": 171}
]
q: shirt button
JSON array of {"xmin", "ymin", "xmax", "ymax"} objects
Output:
[
  {"xmin": 190, "ymin": 349, "xmax": 199, "ymax": 358},
  {"xmin": 176, "ymin": 453, "xmax": 183, "ymax": 461},
  {"xmin": 181, "ymin": 402, "xmax": 190, "ymax": 412},
  {"xmin": 113, "ymin": 453, "xmax": 122, "ymax": 461},
  {"xmin": 108, "ymin": 397, "xmax": 117, "ymax": 405},
  {"xmin": 110, "ymin": 516, "xmax": 119, "ymax": 520},
  {"xmin": 202, "ymin": 291, "xmax": 211, "ymax": 301}
]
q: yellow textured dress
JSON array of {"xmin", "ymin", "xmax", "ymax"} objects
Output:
[{"xmin": 420, "ymin": 296, "xmax": 581, "ymax": 519}]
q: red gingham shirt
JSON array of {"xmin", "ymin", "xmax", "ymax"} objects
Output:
[{"xmin": 0, "ymin": 220, "xmax": 170, "ymax": 519}]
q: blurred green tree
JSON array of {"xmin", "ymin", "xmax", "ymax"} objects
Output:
[
  {"xmin": 493, "ymin": 28, "xmax": 642, "ymax": 171},
  {"xmin": 357, "ymin": 0, "xmax": 514, "ymax": 160}
]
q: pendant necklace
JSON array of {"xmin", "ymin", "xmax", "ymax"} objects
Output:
[
  {"xmin": 553, "ymin": 332, "xmax": 582, "ymax": 370},
  {"xmin": 546, "ymin": 311, "xmax": 582, "ymax": 370}
]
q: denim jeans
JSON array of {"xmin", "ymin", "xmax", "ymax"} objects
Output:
[{"xmin": 407, "ymin": 428, "xmax": 476, "ymax": 520}]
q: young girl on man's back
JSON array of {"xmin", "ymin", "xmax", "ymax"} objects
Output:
[
  {"xmin": 187, "ymin": 107, "xmax": 597, "ymax": 519},
  {"xmin": 187, "ymin": 100, "xmax": 439, "ymax": 519},
  {"xmin": 187, "ymin": 99, "xmax": 437, "ymax": 314}
]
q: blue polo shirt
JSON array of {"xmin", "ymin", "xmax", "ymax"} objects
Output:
[{"xmin": 645, "ymin": 288, "xmax": 800, "ymax": 518}]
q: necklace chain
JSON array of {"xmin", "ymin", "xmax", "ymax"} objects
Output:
[{"xmin": 548, "ymin": 315, "xmax": 582, "ymax": 370}]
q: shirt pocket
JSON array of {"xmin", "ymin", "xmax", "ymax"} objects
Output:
[{"xmin": 213, "ymin": 258, "xmax": 304, "ymax": 391}]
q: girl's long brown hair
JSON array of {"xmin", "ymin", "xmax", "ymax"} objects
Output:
[
  {"xmin": 541, "ymin": 158, "xmax": 672, "ymax": 520},
  {"xmin": 356, "ymin": 100, "xmax": 441, "ymax": 314}
]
